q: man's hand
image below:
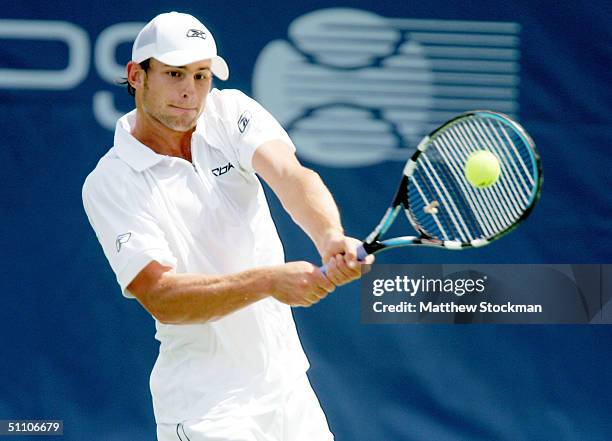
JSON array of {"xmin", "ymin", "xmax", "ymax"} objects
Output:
[
  {"xmin": 270, "ymin": 261, "xmax": 336, "ymax": 307},
  {"xmin": 318, "ymin": 230, "xmax": 375, "ymax": 287}
]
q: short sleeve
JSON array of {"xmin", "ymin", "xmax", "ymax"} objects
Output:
[
  {"xmin": 213, "ymin": 90, "xmax": 296, "ymax": 172},
  {"xmin": 82, "ymin": 164, "xmax": 177, "ymax": 298}
]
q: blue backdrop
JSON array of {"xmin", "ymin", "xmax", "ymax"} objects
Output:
[{"xmin": 1, "ymin": 1, "xmax": 611, "ymax": 440}]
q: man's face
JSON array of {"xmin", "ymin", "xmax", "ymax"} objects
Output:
[{"xmin": 137, "ymin": 58, "xmax": 213, "ymax": 132}]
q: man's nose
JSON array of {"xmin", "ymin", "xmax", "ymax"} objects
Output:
[{"xmin": 181, "ymin": 77, "xmax": 196, "ymax": 99}]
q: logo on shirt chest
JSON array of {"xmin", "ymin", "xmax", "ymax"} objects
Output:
[
  {"xmin": 212, "ymin": 162, "xmax": 235, "ymax": 177},
  {"xmin": 237, "ymin": 110, "xmax": 252, "ymax": 133}
]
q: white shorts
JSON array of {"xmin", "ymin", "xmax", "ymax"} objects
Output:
[{"xmin": 156, "ymin": 375, "xmax": 334, "ymax": 441}]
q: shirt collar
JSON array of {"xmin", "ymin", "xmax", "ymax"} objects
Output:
[{"xmin": 114, "ymin": 110, "xmax": 165, "ymax": 172}]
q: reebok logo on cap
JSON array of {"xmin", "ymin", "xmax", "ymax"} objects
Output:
[{"xmin": 186, "ymin": 29, "xmax": 207, "ymax": 39}]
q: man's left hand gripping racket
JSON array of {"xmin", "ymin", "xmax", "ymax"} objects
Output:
[{"xmin": 321, "ymin": 110, "xmax": 542, "ymax": 274}]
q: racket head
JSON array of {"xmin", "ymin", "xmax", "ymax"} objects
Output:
[
  {"xmin": 362, "ymin": 110, "xmax": 542, "ymax": 253},
  {"xmin": 400, "ymin": 110, "xmax": 542, "ymax": 248}
]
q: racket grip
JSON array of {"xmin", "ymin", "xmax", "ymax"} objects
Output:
[{"xmin": 319, "ymin": 244, "xmax": 367, "ymax": 276}]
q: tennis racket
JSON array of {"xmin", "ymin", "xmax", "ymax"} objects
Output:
[{"xmin": 320, "ymin": 110, "xmax": 542, "ymax": 274}]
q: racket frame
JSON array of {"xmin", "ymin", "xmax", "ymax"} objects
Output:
[{"xmin": 361, "ymin": 110, "xmax": 542, "ymax": 255}]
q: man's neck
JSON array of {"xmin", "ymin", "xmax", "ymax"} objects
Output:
[{"xmin": 131, "ymin": 111, "xmax": 195, "ymax": 162}]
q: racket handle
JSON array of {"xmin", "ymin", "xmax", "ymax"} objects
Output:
[{"xmin": 319, "ymin": 244, "xmax": 367, "ymax": 276}]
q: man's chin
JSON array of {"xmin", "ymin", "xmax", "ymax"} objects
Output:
[
  {"xmin": 162, "ymin": 117, "xmax": 198, "ymax": 133},
  {"xmin": 169, "ymin": 123, "xmax": 197, "ymax": 133}
]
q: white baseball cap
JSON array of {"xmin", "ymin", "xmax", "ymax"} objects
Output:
[{"xmin": 132, "ymin": 12, "xmax": 229, "ymax": 80}]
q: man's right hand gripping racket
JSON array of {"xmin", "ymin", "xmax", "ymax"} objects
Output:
[{"xmin": 321, "ymin": 110, "xmax": 542, "ymax": 273}]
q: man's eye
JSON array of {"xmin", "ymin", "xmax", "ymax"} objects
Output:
[
  {"xmin": 195, "ymin": 73, "xmax": 211, "ymax": 80},
  {"xmin": 168, "ymin": 71, "xmax": 181, "ymax": 78}
]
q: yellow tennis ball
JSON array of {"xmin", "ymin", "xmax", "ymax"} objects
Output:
[{"xmin": 464, "ymin": 150, "xmax": 501, "ymax": 188}]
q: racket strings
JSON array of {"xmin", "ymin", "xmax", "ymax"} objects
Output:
[
  {"xmin": 407, "ymin": 115, "xmax": 538, "ymax": 242},
  {"xmin": 434, "ymin": 133, "xmax": 504, "ymax": 236},
  {"xmin": 471, "ymin": 118, "xmax": 536, "ymax": 206},
  {"xmin": 409, "ymin": 178, "xmax": 450, "ymax": 239},
  {"xmin": 410, "ymin": 155, "xmax": 477, "ymax": 242},
  {"xmin": 448, "ymin": 124, "xmax": 521, "ymax": 226},
  {"xmin": 412, "ymin": 159, "xmax": 480, "ymax": 241},
  {"xmin": 418, "ymin": 156, "xmax": 475, "ymax": 242},
  {"xmin": 467, "ymin": 119, "xmax": 532, "ymax": 205}
]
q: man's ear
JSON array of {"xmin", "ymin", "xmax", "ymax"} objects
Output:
[{"xmin": 127, "ymin": 61, "xmax": 145, "ymax": 91}]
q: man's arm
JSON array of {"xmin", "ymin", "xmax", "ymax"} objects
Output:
[
  {"xmin": 252, "ymin": 139, "xmax": 372, "ymax": 286},
  {"xmin": 252, "ymin": 140, "xmax": 342, "ymax": 255},
  {"xmin": 128, "ymin": 260, "xmax": 335, "ymax": 325}
]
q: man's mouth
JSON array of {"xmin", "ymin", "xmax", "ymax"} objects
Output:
[{"xmin": 169, "ymin": 105, "xmax": 196, "ymax": 112}]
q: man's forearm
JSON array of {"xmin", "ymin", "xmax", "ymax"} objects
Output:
[
  {"xmin": 130, "ymin": 259, "xmax": 335, "ymax": 324},
  {"xmin": 276, "ymin": 167, "xmax": 344, "ymax": 253},
  {"xmin": 134, "ymin": 266, "xmax": 274, "ymax": 324}
]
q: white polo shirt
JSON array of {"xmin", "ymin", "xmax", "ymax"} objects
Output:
[{"xmin": 82, "ymin": 89, "xmax": 310, "ymax": 424}]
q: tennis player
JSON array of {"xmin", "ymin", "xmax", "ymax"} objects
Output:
[{"xmin": 82, "ymin": 11, "xmax": 373, "ymax": 441}]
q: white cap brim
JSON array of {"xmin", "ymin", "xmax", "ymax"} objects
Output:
[{"xmin": 155, "ymin": 51, "xmax": 229, "ymax": 81}]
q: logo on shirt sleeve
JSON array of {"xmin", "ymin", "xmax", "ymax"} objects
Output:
[
  {"xmin": 115, "ymin": 232, "xmax": 132, "ymax": 252},
  {"xmin": 237, "ymin": 110, "xmax": 252, "ymax": 133}
]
